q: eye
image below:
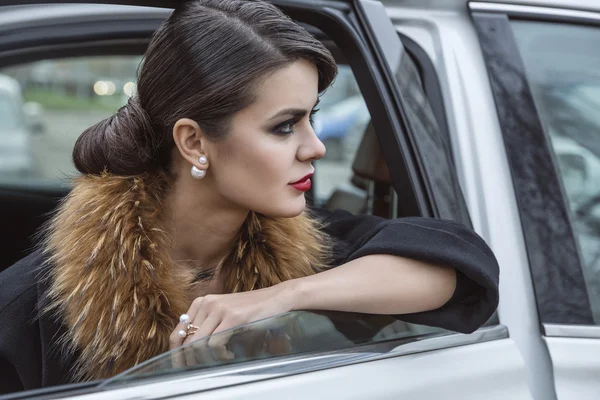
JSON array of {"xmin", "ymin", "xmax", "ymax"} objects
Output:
[
  {"xmin": 309, "ymin": 107, "xmax": 320, "ymax": 126},
  {"xmin": 273, "ymin": 119, "xmax": 296, "ymax": 135}
]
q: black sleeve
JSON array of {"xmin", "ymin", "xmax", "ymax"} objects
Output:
[
  {"xmin": 310, "ymin": 207, "xmax": 500, "ymax": 334},
  {"xmin": 0, "ymin": 252, "xmax": 44, "ymax": 394}
]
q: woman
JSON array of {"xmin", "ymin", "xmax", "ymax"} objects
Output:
[{"xmin": 0, "ymin": 0, "xmax": 499, "ymax": 394}]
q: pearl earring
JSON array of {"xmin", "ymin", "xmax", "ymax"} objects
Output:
[
  {"xmin": 191, "ymin": 156, "xmax": 208, "ymax": 179},
  {"xmin": 191, "ymin": 166, "xmax": 206, "ymax": 179}
]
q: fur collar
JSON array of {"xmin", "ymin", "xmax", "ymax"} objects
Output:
[{"xmin": 41, "ymin": 172, "xmax": 329, "ymax": 381}]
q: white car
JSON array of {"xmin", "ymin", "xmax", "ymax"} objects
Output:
[
  {"xmin": 0, "ymin": 74, "xmax": 34, "ymax": 176},
  {"xmin": 0, "ymin": 1, "xmax": 599, "ymax": 400}
]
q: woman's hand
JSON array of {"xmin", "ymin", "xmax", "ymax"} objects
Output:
[{"xmin": 169, "ymin": 282, "xmax": 297, "ymax": 360}]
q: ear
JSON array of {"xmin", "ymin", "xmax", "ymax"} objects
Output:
[{"xmin": 172, "ymin": 118, "xmax": 210, "ymax": 171}]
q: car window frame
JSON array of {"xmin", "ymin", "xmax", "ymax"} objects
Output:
[
  {"xmin": 398, "ymin": 33, "xmax": 452, "ymax": 163},
  {"xmin": 470, "ymin": 2, "xmax": 599, "ymax": 334},
  {"xmin": 395, "ymin": 32, "xmax": 472, "ymax": 227}
]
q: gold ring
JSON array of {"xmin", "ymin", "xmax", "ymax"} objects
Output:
[{"xmin": 186, "ymin": 323, "xmax": 199, "ymax": 336}]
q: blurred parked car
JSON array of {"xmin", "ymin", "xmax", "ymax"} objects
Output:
[
  {"xmin": 313, "ymin": 95, "xmax": 369, "ymax": 161},
  {"xmin": 0, "ymin": 1, "xmax": 599, "ymax": 400},
  {"xmin": 0, "ymin": 74, "xmax": 35, "ymax": 176}
]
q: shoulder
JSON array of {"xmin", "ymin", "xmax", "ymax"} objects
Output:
[
  {"xmin": 310, "ymin": 207, "xmax": 498, "ymax": 273},
  {"xmin": 0, "ymin": 250, "xmax": 46, "ymax": 316},
  {"xmin": 311, "ymin": 207, "xmax": 491, "ymax": 253},
  {"xmin": 309, "ymin": 207, "xmax": 386, "ymax": 238}
]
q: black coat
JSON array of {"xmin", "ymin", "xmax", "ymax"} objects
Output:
[{"xmin": 0, "ymin": 208, "xmax": 499, "ymax": 394}]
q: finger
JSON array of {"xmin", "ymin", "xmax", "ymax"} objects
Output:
[
  {"xmin": 170, "ymin": 347, "xmax": 186, "ymax": 369},
  {"xmin": 184, "ymin": 340, "xmax": 202, "ymax": 367},
  {"xmin": 208, "ymin": 322, "xmax": 236, "ymax": 361},
  {"xmin": 170, "ymin": 323, "xmax": 190, "ymax": 350},
  {"xmin": 185, "ymin": 311, "xmax": 221, "ymax": 366},
  {"xmin": 185, "ymin": 313, "xmax": 221, "ymax": 345},
  {"xmin": 191, "ymin": 340, "xmax": 214, "ymax": 367},
  {"xmin": 169, "ymin": 297, "xmax": 205, "ymax": 350},
  {"xmin": 183, "ymin": 300, "xmax": 214, "ymax": 366},
  {"xmin": 182, "ymin": 309, "xmax": 209, "ymax": 366}
]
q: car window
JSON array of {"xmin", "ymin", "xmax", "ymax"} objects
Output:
[
  {"xmin": 103, "ymin": 311, "xmax": 445, "ymax": 387},
  {"xmin": 512, "ymin": 21, "xmax": 600, "ymax": 323},
  {"xmin": 0, "ymin": 56, "xmax": 142, "ymax": 182},
  {"xmin": 308, "ymin": 64, "xmax": 370, "ymax": 209},
  {"xmin": 0, "ymin": 94, "xmax": 23, "ymax": 131}
]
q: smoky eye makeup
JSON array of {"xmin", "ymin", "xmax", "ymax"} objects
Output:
[
  {"xmin": 270, "ymin": 107, "xmax": 321, "ymax": 135},
  {"xmin": 271, "ymin": 118, "xmax": 298, "ymax": 135},
  {"xmin": 309, "ymin": 107, "xmax": 320, "ymax": 124}
]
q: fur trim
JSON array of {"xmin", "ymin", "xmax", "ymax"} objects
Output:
[
  {"xmin": 221, "ymin": 211, "xmax": 329, "ymax": 293},
  {"xmin": 41, "ymin": 172, "xmax": 329, "ymax": 381}
]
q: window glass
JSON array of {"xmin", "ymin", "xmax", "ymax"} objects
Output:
[
  {"xmin": 312, "ymin": 65, "xmax": 370, "ymax": 210},
  {"xmin": 0, "ymin": 56, "xmax": 142, "ymax": 183},
  {"xmin": 512, "ymin": 21, "xmax": 600, "ymax": 322},
  {"xmin": 104, "ymin": 311, "xmax": 446, "ymax": 387},
  {"xmin": 0, "ymin": 95, "xmax": 23, "ymax": 131}
]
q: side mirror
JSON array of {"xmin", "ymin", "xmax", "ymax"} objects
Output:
[{"xmin": 22, "ymin": 101, "xmax": 45, "ymax": 134}]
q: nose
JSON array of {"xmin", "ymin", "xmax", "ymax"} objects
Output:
[{"xmin": 297, "ymin": 125, "xmax": 326, "ymax": 162}]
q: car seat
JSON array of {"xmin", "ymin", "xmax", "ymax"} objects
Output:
[{"xmin": 325, "ymin": 121, "xmax": 394, "ymax": 218}]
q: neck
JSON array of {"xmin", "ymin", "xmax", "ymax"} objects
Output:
[{"xmin": 164, "ymin": 176, "xmax": 249, "ymax": 276}]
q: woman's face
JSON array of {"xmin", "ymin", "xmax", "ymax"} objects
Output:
[{"xmin": 206, "ymin": 59, "xmax": 326, "ymax": 217}]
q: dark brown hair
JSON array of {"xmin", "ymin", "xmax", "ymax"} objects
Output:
[{"xmin": 73, "ymin": 0, "xmax": 337, "ymax": 175}]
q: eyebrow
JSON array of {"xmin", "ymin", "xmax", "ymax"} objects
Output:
[{"xmin": 267, "ymin": 98, "xmax": 320, "ymax": 121}]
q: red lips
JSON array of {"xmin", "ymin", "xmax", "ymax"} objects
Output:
[{"xmin": 289, "ymin": 173, "xmax": 313, "ymax": 192}]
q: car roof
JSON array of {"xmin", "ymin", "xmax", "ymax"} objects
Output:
[
  {"xmin": 382, "ymin": 0, "xmax": 600, "ymax": 13},
  {"xmin": 3, "ymin": 0, "xmax": 600, "ymax": 12},
  {"xmin": 3, "ymin": 0, "xmax": 600, "ymax": 14}
]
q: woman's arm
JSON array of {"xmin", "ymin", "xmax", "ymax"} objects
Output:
[
  {"xmin": 171, "ymin": 210, "xmax": 499, "ymax": 349},
  {"xmin": 284, "ymin": 254, "xmax": 457, "ymax": 315},
  {"xmin": 312, "ymin": 208, "xmax": 500, "ymax": 333}
]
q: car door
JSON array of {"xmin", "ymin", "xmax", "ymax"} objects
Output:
[
  {"xmin": 470, "ymin": 2, "xmax": 600, "ymax": 399},
  {"xmin": 0, "ymin": 0, "xmax": 531, "ymax": 399}
]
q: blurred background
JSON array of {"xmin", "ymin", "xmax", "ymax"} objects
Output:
[{"xmin": 1, "ymin": 56, "xmax": 141, "ymax": 180}]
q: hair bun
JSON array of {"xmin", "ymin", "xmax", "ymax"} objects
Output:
[{"xmin": 73, "ymin": 97, "xmax": 157, "ymax": 176}]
